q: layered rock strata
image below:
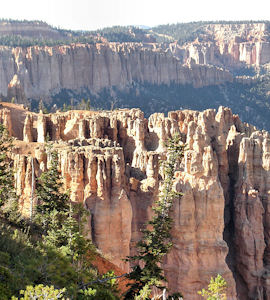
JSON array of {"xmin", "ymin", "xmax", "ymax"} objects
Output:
[
  {"xmin": 1, "ymin": 22, "xmax": 270, "ymax": 106},
  {"xmin": 2, "ymin": 102, "xmax": 270, "ymax": 299},
  {"xmin": 169, "ymin": 23, "xmax": 270, "ymax": 70},
  {"xmin": 0, "ymin": 43, "xmax": 232, "ymax": 102}
]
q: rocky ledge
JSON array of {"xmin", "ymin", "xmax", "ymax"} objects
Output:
[{"xmin": 1, "ymin": 102, "xmax": 270, "ymax": 299}]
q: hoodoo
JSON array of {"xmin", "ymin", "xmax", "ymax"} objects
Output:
[{"xmin": 2, "ymin": 102, "xmax": 270, "ymax": 299}]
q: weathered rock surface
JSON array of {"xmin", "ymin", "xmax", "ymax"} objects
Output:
[
  {"xmin": 2, "ymin": 102, "xmax": 270, "ymax": 299},
  {"xmin": 0, "ymin": 43, "xmax": 232, "ymax": 102},
  {"xmin": 169, "ymin": 23, "xmax": 270, "ymax": 70},
  {"xmin": 0, "ymin": 22, "xmax": 270, "ymax": 107}
]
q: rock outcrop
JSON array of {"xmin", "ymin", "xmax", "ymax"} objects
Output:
[
  {"xmin": 2, "ymin": 102, "xmax": 270, "ymax": 299},
  {"xmin": 0, "ymin": 43, "xmax": 232, "ymax": 102},
  {"xmin": 169, "ymin": 23, "xmax": 270, "ymax": 70},
  {"xmin": 0, "ymin": 22, "xmax": 270, "ymax": 106}
]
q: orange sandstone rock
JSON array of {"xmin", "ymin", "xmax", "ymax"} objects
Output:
[{"xmin": 3, "ymin": 102, "xmax": 270, "ymax": 299}]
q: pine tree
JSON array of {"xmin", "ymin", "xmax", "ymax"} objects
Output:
[
  {"xmin": 0, "ymin": 123, "xmax": 14, "ymax": 208},
  {"xmin": 43, "ymin": 203, "xmax": 95, "ymax": 265},
  {"xmin": 35, "ymin": 149, "xmax": 69, "ymax": 231},
  {"xmin": 35, "ymin": 148, "xmax": 98, "ymax": 294},
  {"xmin": 86, "ymin": 99, "xmax": 91, "ymax": 110},
  {"xmin": 62, "ymin": 103, "xmax": 67, "ymax": 112},
  {"xmin": 198, "ymin": 274, "xmax": 227, "ymax": 300},
  {"xmin": 124, "ymin": 135, "xmax": 184, "ymax": 299},
  {"xmin": 0, "ymin": 123, "xmax": 19, "ymax": 222},
  {"xmin": 38, "ymin": 99, "xmax": 44, "ymax": 112},
  {"xmin": 0, "ymin": 250, "xmax": 13, "ymax": 299},
  {"xmin": 11, "ymin": 284, "xmax": 66, "ymax": 300},
  {"xmin": 0, "ymin": 139, "xmax": 119, "ymax": 299}
]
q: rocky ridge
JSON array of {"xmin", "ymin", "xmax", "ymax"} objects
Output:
[
  {"xmin": 1, "ymin": 43, "xmax": 232, "ymax": 103},
  {"xmin": 2, "ymin": 102, "xmax": 270, "ymax": 299},
  {"xmin": 0, "ymin": 22, "xmax": 270, "ymax": 111},
  {"xmin": 0, "ymin": 20, "xmax": 65, "ymax": 40},
  {"xmin": 167, "ymin": 23, "xmax": 270, "ymax": 70}
]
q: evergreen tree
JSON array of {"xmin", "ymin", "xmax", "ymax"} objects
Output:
[
  {"xmin": 124, "ymin": 135, "xmax": 184, "ymax": 299},
  {"xmin": 0, "ymin": 250, "xmax": 13, "ymax": 299},
  {"xmin": 35, "ymin": 148, "xmax": 103, "ymax": 296},
  {"xmin": 0, "ymin": 123, "xmax": 14, "ymax": 208},
  {"xmin": 80, "ymin": 98, "xmax": 87, "ymax": 110},
  {"xmin": 0, "ymin": 140, "xmax": 119, "ymax": 299},
  {"xmin": 11, "ymin": 284, "xmax": 66, "ymax": 300},
  {"xmin": 79, "ymin": 98, "xmax": 91, "ymax": 110},
  {"xmin": 71, "ymin": 98, "xmax": 74, "ymax": 110},
  {"xmin": 62, "ymin": 103, "xmax": 67, "ymax": 112},
  {"xmin": 38, "ymin": 99, "xmax": 44, "ymax": 112},
  {"xmin": 35, "ymin": 149, "xmax": 69, "ymax": 231},
  {"xmin": 198, "ymin": 274, "xmax": 227, "ymax": 300},
  {"xmin": 43, "ymin": 203, "xmax": 95, "ymax": 268},
  {"xmin": 0, "ymin": 223, "xmax": 76, "ymax": 298},
  {"xmin": 86, "ymin": 99, "xmax": 91, "ymax": 110},
  {"xmin": 0, "ymin": 123, "xmax": 19, "ymax": 222},
  {"xmin": 38, "ymin": 99, "xmax": 49, "ymax": 114}
]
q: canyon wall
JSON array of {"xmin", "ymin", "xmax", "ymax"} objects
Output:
[
  {"xmin": 1, "ymin": 23, "xmax": 270, "ymax": 106},
  {"xmin": 170, "ymin": 40, "xmax": 270, "ymax": 69},
  {"xmin": 0, "ymin": 43, "xmax": 232, "ymax": 102},
  {"xmin": 169, "ymin": 41, "xmax": 270, "ymax": 68},
  {"xmin": 168, "ymin": 23, "xmax": 270, "ymax": 70},
  {"xmin": 2, "ymin": 102, "xmax": 270, "ymax": 299}
]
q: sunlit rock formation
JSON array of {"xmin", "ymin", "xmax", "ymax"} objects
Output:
[{"xmin": 2, "ymin": 102, "xmax": 270, "ymax": 299}]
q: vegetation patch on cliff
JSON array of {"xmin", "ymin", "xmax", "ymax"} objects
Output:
[{"xmin": 46, "ymin": 77, "xmax": 270, "ymax": 131}]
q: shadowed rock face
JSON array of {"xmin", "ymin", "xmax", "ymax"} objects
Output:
[{"xmin": 3, "ymin": 102, "xmax": 270, "ymax": 299}]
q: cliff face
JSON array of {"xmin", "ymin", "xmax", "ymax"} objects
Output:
[
  {"xmin": 0, "ymin": 22, "xmax": 270, "ymax": 107},
  {"xmin": 0, "ymin": 22, "xmax": 270, "ymax": 108},
  {"xmin": 169, "ymin": 23, "xmax": 270, "ymax": 70},
  {"xmin": 2, "ymin": 102, "xmax": 270, "ymax": 299},
  {"xmin": 0, "ymin": 43, "xmax": 233, "ymax": 102}
]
